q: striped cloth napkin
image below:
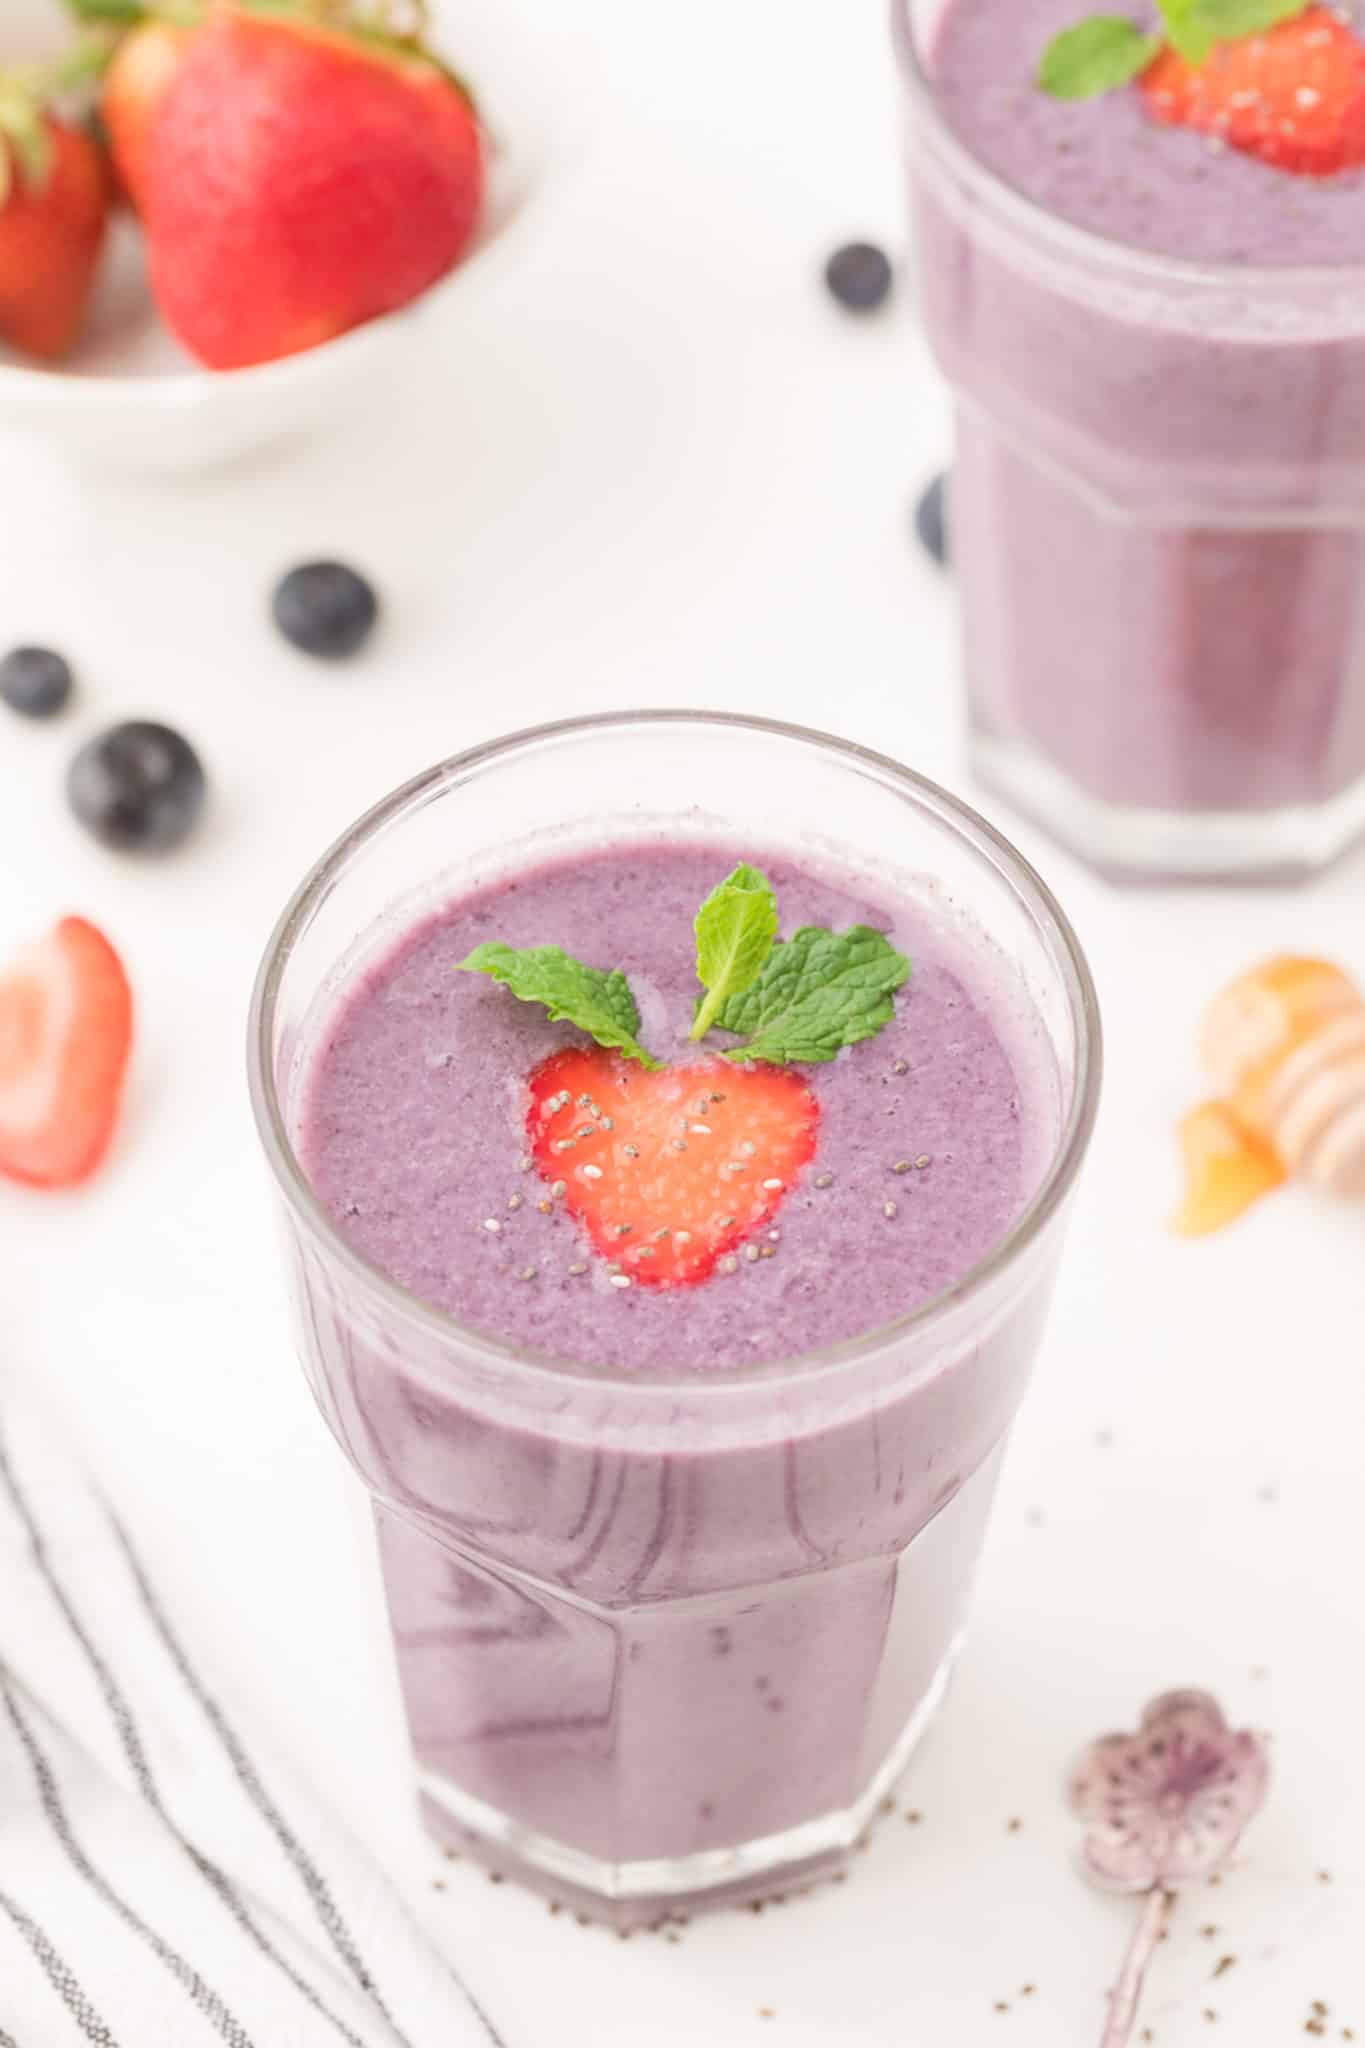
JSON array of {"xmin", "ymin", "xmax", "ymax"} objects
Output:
[{"xmin": 0, "ymin": 1382, "xmax": 506, "ymax": 2048}]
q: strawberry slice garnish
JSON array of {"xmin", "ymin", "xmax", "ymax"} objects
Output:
[
  {"xmin": 0, "ymin": 917, "xmax": 133, "ymax": 1188},
  {"xmin": 1141, "ymin": 7, "xmax": 1365, "ymax": 177},
  {"xmin": 527, "ymin": 1047, "xmax": 820, "ymax": 1288}
]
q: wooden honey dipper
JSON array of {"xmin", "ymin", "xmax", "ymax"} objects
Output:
[{"xmin": 1173, "ymin": 955, "xmax": 1365, "ymax": 1236}]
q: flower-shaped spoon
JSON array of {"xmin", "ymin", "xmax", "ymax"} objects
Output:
[{"xmin": 1070, "ymin": 1690, "xmax": 1270, "ymax": 2046}]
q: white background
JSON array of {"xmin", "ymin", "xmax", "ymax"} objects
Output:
[{"xmin": 3, "ymin": 1, "xmax": 1364, "ymax": 2041}]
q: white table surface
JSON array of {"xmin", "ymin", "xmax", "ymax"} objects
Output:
[{"xmin": 4, "ymin": 2, "xmax": 1365, "ymax": 2041}]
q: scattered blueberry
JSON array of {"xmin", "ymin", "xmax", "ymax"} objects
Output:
[
  {"xmin": 0, "ymin": 646, "xmax": 73, "ymax": 719},
  {"xmin": 67, "ymin": 721, "xmax": 206, "ymax": 852},
  {"xmin": 915, "ymin": 473, "xmax": 949, "ymax": 568},
  {"xmin": 824, "ymin": 241, "xmax": 893, "ymax": 314},
  {"xmin": 272, "ymin": 561, "xmax": 379, "ymax": 659}
]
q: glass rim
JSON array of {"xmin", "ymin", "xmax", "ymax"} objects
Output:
[
  {"xmin": 891, "ymin": 0, "xmax": 1365, "ymax": 295},
  {"xmin": 247, "ymin": 709, "xmax": 1102, "ymax": 1397}
]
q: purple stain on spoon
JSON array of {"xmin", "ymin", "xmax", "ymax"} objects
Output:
[{"xmin": 1070, "ymin": 1691, "xmax": 1269, "ymax": 2047}]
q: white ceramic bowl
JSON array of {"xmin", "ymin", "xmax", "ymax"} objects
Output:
[{"xmin": 0, "ymin": 0, "xmax": 563, "ymax": 475}]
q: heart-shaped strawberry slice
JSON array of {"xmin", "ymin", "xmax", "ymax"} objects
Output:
[{"xmin": 527, "ymin": 1047, "xmax": 820, "ymax": 1289}]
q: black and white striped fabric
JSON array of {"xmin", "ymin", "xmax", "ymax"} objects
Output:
[{"xmin": 0, "ymin": 1386, "xmax": 506, "ymax": 2048}]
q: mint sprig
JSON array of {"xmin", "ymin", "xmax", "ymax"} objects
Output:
[
  {"xmin": 710, "ymin": 925, "xmax": 911, "ymax": 1067},
  {"xmin": 456, "ymin": 943, "xmax": 663, "ymax": 1069},
  {"xmin": 1038, "ymin": 0, "xmax": 1310, "ymax": 99},
  {"xmin": 459, "ymin": 869, "xmax": 911, "ymax": 1069},
  {"xmin": 1038, "ymin": 17, "xmax": 1161, "ymax": 97},
  {"xmin": 689, "ymin": 863, "xmax": 779, "ymax": 1043}
]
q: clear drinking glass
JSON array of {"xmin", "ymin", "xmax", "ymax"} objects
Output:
[
  {"xmin": 896, "ymin": 0, "xmax": 1365, "ymax": 883},
  {"xmin": 248, "ymin": 712, "xmax": 1100, "ymax": 1925}
]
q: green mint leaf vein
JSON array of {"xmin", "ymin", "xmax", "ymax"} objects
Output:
[
  {"xmin": 689, "ymin": 863, "xmax": 779, "ymax": 1043},
  {"xmin": 1037, "ymin": 16, "xmax": 1162, "ymax": 97},
  {"xmin": 456, "ymin": 943, "xmax": 662, "ymax": 1069},
  {"xmin": 710, "ymin": 926, "xmax": 911, "ymax": 1066}
]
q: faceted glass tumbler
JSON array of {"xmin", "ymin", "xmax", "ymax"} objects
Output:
[
  {"xmin": 897, "ymin": 0, "xmax": 1365, "ymax": 883},
  {"xmin": 248, "ymin": 712, "xmax": 1100, "ymax": 1925}
]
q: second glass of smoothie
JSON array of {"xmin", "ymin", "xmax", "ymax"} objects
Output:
[
  {"xmin": 899, "ymin": 0, "xmax": 1365, "ymax": 882},
  {"xmin": 249, "ymin": 712, "xmax": 1099, "ymax": 1924}
]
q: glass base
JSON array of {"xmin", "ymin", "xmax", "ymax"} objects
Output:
[
  {"xmin": 418, "ymin": 1629, "xmax": 962, "ymax": 1930},
  {"xmin": 973, "ymin": 733, "xmax": 1365, "ymax": 885}
]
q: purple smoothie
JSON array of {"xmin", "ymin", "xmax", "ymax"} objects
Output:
[
  {"xmin": 302, "ymin": 844, "xmax": 1027, "ymax": 1369},
  {"xmin": 908, "ymin": 0, "xmax": 1365, "ymax": 870},
  {"xmin": 290, "ymin": 838, "xmax": 1064, "ymax": 1912}
]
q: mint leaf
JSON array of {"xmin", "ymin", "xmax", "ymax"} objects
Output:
[
  {"xmin": 1155, "ymin": 0, "xmax": 1216, "ymax": 61},
  {"xmin": 689, "ymin": 863, "xmax": 779, "ymax": 1043},
  {"xmin": 1038, "ymin": 16, "xmax": 1162, "ymax": 97},
  {"xmin": 711, "ymin": 926, "xmax": 911, "ymax": 1066},
  {"xmin": 456, "ymin": 943, "xmax": 662, "ymax": 1068},
  {"xmin": 1174, "ymin": 0, "xmax": 1309, "ymax": 58}
]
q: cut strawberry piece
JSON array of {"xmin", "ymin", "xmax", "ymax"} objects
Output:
[
  {"xmin": 0, "ymin": 918, "xmax": 133, "ymax": 1188},
  {"xmin": 1141, "ymin": 7, "xmax": 1365, "ymax": 178},
  {"xmin": 527, "ymin": 1047, "xmax": 820, "ymax": 1289}
]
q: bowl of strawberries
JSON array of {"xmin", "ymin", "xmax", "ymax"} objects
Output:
[{"xmin": 0, "ymin": 0, "xmax": 544, "ymax": 472}]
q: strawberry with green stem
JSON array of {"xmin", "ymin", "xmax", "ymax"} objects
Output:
[
  {"xmin": 0, "ymin": 40, "xmax": 110, "ymax": 362},
  {"xmin": 1040, "ymin": 0, "xmax": 1365, "ymax": 179},
  {"xmin": 459, "ymin": 864, "xmax": 911, "ymax": 1290},
  {"xmin": 68, "ymin": 0, "xmax": 484, "ymax": 369}
]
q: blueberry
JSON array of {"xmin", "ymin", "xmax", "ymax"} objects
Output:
[
  {"xmin": 0, "ymin": 645, "xmax": 73, "ymax": 719},
  {"xmin": 272, "ymin": 561, "xmax": 379, "ymax": 659},
  {"xmin": 67, "ymin": 721, "xmax": 206, "ymax": 852},
  {"xmin": 915, "ymin": 473, "xmax": 949, "ymax": 568},
  {"xmin": 824, "ymin": 241, "xmax": 893, "ymax": 314}
]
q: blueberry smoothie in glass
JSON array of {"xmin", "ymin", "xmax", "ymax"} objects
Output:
[
  {"xmin": 899, "ymin": 0, "xmax": 1365, "ymax": 880},
  {"xmin": 250, "ymin": 714, "xmax": 1099, "ymax": 1922}
]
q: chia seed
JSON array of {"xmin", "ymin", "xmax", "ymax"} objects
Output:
[
  {"xmin": 482, "ymin": 1218, "xmax": 501, "ymax": 1234},
  {"xmin": 582, "ymin": 1164, "xmax": 603, "ymax": 1181},
  {"xmin": 568, "ymin": 1262, "xmax": 589, "ymax": 1276},
  {"xmin": 610, "ymin": 1274, "xmax": 631, "ymax": 1290},
  {"xmin": 507, "ymin": 1194, "xmax": 524, "ymax": 1212},
  {"xmin": 551, "ymin": 1180, "xmax": 567, "ymax": 1198},
  {"xmin": 883, "ymin": 1201, "xmax": 898, "ymax": 1219},
  {"xmin": 720, "ymin": 1255, "xmax": 739, "ymax": 1274},
  {"xmin": 892, "ymin": 1059, "xmax": 909, "ymax": 1076},
  {"xmin": 814, "ymin": 1171, "xmax": 834, "ymax": 1189}
]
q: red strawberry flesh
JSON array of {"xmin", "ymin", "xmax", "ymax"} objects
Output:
[
  {"xmin": 139, "ymin": 10, "xmax": 485, "ymax": 370},
  {"xmin": 0, "ymin": 917, "xmax": 133, "ymax": 1188},
  {"xmin": 1141, "ymin": 7, "xmax": 1365, "ymax": 178},
  {"xmin": 527, "ymin": 1047, "xmax": 820, "ymax": 1288}
]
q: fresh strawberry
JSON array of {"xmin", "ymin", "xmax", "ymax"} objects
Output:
[
  {"xmin": 527, "ymin": 1047, "xmax": 820, "ymax": 1290},
  {"xmin": 0, "ymin": 103, "xmax": 107, "ymax": 363},
  {"xmin": 102, "ymin": 20, "xmax": 190, "ymax": 215},
  {"xmin": 109, "ymin": 6, "xmax": 484, "ymax": 370},
  {"xmin": 0, "ymin": 917, "xmax": 133, "ymax": 1188},
  {"xmin": 1142, "ymin": 6, "xmax": 1365, "ymax": 177}
]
